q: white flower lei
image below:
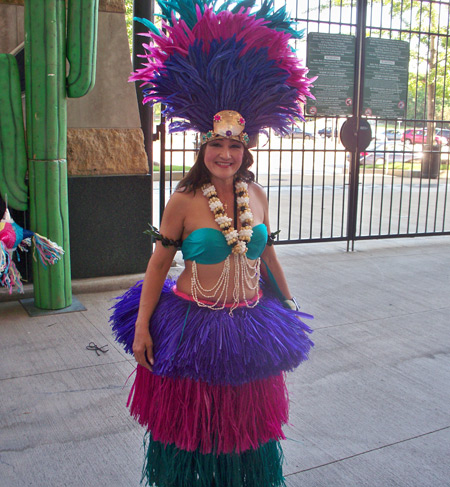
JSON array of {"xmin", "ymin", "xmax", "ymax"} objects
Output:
[{"xmin": 201, "ymin": 180, "xmax": 254, "ymax": 254}]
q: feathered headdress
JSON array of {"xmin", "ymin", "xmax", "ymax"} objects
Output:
[{"xmin": 130, "ymin": 0, "xmax": 315, "ymax": 146}]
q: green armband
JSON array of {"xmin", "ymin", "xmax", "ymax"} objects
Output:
[
  {"xmin": 267, "ymin": 229, "xmax": 281, "ymax": 246},
  {"xmin": 144, "ymin": 224, "xmax": 182, "ymax": 249},
  {"xmin": 261, "ymin": 257, "xmax": 301, "ymax": 310}
]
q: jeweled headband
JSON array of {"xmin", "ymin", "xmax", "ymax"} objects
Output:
[{"xmin": 201, "ymin": 110, "xmax": 250, "ymax": 146}]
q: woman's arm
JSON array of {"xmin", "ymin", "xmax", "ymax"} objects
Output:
[
  {"xmin": 251, "ymin": 183, "xmax": 293, "ymax": 302},
  {"xmin": 260, "ymin": 244, "xmax": 293, "ymax": 301},
  {"xmin": 133, "ymin": 244, "xmax": 177, "ymax": 370},
  {"xmin": 132, "ymin": 192, "xmax": 186, "ymax": 370}
]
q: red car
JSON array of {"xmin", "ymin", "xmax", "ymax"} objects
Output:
[{"xmin": 401, "ymin": 128, "xmax": 447, "ymax": 145}]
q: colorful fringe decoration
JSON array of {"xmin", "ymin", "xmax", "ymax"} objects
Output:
[
  {"xmin": 0, "ymin": 242, "xmax": 23, "ymax": 293},
  {"xmin": 0, "ymin": 207, "xmax": 64, "ymax": 293},
  {"xmin": 32, "ymin": 234, "xmax": 64, "ymax": 266},
  {"xmin": 110, "ymin": 278, "xmax": 313, "ymax": 486},
  {"xmin": 0, "ymin": 242, "xmax": 7, "ymax": 275},
  {"xmin": 130, "ymin": 0, "xmax": 315, "ymax": 138}
]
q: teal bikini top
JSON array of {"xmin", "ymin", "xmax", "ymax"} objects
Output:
[{"xmin": 181, "ymin": 223, "xmax": 268, "ymax": 264}]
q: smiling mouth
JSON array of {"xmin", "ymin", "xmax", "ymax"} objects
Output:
[{"xmin": 216, "ymin": 161, "xmax": 233, "ymax": 167}]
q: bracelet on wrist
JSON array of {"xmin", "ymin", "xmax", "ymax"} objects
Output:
[{"xmin": 283, "ymin": 296, "xmax": 300, "ymax": 311}]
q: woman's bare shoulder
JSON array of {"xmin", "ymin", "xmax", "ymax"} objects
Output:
[
  {"xmin": 162, "ymin": 189, "xmax": 200, "ymax": 228},
  {"xmin": 248, "ymin": 181, "xmax": 267, "ymax": 203},
  {"xmin": 166, "ymin": 189, "xmax": 195, "ymax": 209},
  {"xmin": 159, "ymin": 190, "xmax": 194, "ymax": 233}
]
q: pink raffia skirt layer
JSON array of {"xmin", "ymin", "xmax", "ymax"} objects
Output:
[{"xmin": 127, "ymin": 365, "xmax": 289, "ymax": 455}]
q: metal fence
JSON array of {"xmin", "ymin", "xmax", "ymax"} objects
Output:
[{"xmin": 150, "ymin": 0, "xmax": 450, "ymax": 247}]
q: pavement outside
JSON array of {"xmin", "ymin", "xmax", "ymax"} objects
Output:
[{"xmin": 1, "ymin": 236, "xmax": 449, "ymax": 487}]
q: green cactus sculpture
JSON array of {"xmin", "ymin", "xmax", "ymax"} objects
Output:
[
  {"xmin": 0, "ymin": 0, "xmax": 98, "ymax": 309},
  {"xmin": 0, "ymin": 54, "xmax": 28, "ymax": 211}
]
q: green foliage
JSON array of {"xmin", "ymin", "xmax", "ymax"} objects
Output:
[
  {"xmin": 125, "ymin": 0, "xmax": 133, "ymax": 54},
  {"xmin": 153, "ymin": 164, "xmax": 192, "ymax": 172}
]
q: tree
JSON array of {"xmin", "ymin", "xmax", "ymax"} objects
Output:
[{"xmin": 395, "ymin": 0, "xmax": 449, "ymax": 164}]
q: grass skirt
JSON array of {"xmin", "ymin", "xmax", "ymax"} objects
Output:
[
  {"xmin": 111, "ymin": 279, "xmax": 313, "ymax": 386},
  {"xmin": 110, "ymin": 279, "xmax": 313, "ymax": 486}
]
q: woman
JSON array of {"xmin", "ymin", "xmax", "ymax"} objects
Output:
[
  {"xmin": 111, "ymin": 128, "xmax": 313, "ymax": 486},
  {"xmin": 111, "ymin": 1, "xmax": 315, "ymax": 484}
]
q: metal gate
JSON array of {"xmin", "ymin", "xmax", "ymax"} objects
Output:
[{"xmin": 138, "ymin": 0, "xmax": 450, "ymax": 246}]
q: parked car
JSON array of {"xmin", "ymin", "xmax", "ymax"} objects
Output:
[
  {"xmin": 436, "ymin": 128, "xmax": 450, "ymax": 145},
  {"xmin": 401, "ymin": 128, "xmax": 447, "ymax": 145},
  {"xmin": 346, "ymin": 141, "xmax": 420, "ymax": 165},
  {"xmin": 377, "ymin": 129, "xmax": 402, "ymax": 141},
  {"xmin": 318, "ymin": 127, "xmax": 338, "ymax": 138},
  {"xmin": 288, "ymin": 126, "xmax": 315, "ymax": 139}
]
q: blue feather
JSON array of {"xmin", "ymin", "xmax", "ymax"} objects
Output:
[
  {"xmin": 133, "ymin": 16, "xmax": 160, "ymax": 35},
  {"xmin": 151, "ymin": 0, "xmax": 303, "ymax": 38}
]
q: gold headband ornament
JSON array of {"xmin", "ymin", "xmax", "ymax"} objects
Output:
[{"xmin": 201, "ymin": 110, "xmax": 250, "ymax": 146}]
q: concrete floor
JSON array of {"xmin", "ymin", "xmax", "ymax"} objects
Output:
[{"xmin": 1, "ymin": 236, "xmax": 449, "ymax": 486}]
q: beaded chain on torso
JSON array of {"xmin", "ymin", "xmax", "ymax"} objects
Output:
[{"xmin": 189, "ymin": 180, "xmax": 261, "ymax": 313}]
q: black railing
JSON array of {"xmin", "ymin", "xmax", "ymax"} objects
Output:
[{"xmin": 151, "ymin": 0, "xmax": 450, "ymax": 246}]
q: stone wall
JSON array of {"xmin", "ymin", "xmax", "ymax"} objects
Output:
[{"xmin": 67, "ymin": 129, "xmax": 147, "ymax": 176}]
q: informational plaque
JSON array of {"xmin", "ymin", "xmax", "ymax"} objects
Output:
[
  {"xmin": 362, "ymin": 38, "xmax": 409, "ymax": 118},
  {"xmin": 306, "ymin": 33, "xmax": 356, "ymax": 117}
]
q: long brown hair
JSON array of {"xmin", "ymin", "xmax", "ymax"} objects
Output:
[{"xmin": 176, "ymin": 143, "xmax": 255, "ymax": 193}]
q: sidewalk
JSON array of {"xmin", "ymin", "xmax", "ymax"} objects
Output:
[{"xmin": 1, "ymin": 236, "xmax": 449, "ymax": 487}]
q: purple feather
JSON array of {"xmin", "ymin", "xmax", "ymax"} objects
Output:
[{"xmin": 144, "ymin": 37, "xmax": 304, "ymax": 136}]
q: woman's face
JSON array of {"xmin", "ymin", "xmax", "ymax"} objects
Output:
[{"xmin": 203, "ymin": 138, "xmax": 244, "ymax": 182}]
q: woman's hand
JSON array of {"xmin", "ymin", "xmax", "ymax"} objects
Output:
[{"xmin": 133, "ymin": 325, "xmax": 154, "ymax": 371}]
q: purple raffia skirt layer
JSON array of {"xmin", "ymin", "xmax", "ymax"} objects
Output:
[{"xmin": 110, "ymin": 279, "xmax": 314, "ymax": 387}]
